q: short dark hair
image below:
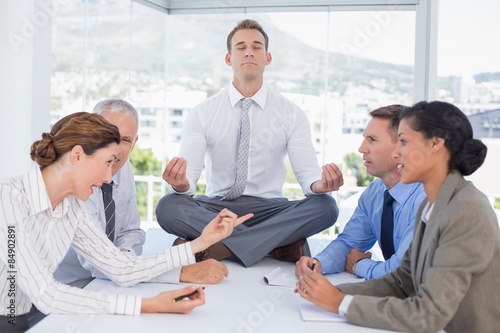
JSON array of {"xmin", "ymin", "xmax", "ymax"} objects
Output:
[
  {"xmin": 400, "ymin": 101, "xmax": 487, "ymax": 176},
  {"xmin": 226, "ymin": 19, "xmax": 269, "ymax": 53},
  {"xmin": 370, "ymin": 104, "xmax": 405, "ymax": 142}
]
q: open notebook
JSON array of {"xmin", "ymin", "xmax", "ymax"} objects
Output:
[{"xmin": 297, "ymin": 302, "xmax": 346, "ymax": 322}]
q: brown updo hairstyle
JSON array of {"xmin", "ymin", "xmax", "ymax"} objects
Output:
[{"xmin": 30, "ymin": 112, "xmax": 121, "ymax": 169}]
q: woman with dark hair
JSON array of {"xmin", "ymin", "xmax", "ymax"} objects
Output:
[
  {"xmin": 296, "ymin": 101, "xmax": 500, "ymax": 333},
  {"xmin": 0, "ymin": 112, "xmax": 252, "ymax": 332}
]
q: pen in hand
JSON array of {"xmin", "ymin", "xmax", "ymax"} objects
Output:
[
  {"xmin": 310, "ymin": 260, "xmax": 317, "ymax": 271},
  {"xmin": 172, "ymin": 287, "xmax": 205, "ymax": 303}
]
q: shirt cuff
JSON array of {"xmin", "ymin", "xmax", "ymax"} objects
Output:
[
  {"xmin": 354, "ymin": 258, "xmax": 370, "ymax": 278},
  {"xmin": 111, "ymin": 294, "xmax": 141, "ymax": 315},
  {"xmin": 184, "ymin": 242, "xmax": 196, "ymax": 265},
  {"xmin": 168, "ymin": 184, "xmax": 192, "ymax": 195},
  {"xmin": 338, "ymin": 295, "xmax": 354, "ymax": 317}
]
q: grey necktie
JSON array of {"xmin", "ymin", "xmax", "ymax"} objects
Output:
[
  {"xmin": 101, "ymin": 182, "xmax": 115, "ymax": 241},
  {"xmin": 222, "ymin": 98, "xmax": 252, "ymax": 201}
]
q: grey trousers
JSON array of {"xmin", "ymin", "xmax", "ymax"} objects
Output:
[
  {"xmin": 155, "ymin": 194, "xmax": 338, "ymax": 267},
  {"xmin": 1, "ymin": 310, "xmax": 29, "ymax": 332}
]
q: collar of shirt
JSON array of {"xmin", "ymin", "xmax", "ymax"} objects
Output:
[
  {"xmin": 111, "ymin": 168, "xmax": 120, "ymax": 187},
  {"xmin": 387, "ymin": 181, "xmax": 421, "ymax": 206},
  {"xmin": 421, "ymin": 201, "xmax": 434, "ymax": 224},
  {"xmin": 228, "ymin": 82, "xmax": 267, "ymax": 110},
  {"xmin": 23, "ymin": 165, "xmax": 69, "ymax": 218}
]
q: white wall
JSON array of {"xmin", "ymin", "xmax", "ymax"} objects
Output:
[{"xmin": 0, "ymin": 0, "xmax": 52, "ymax": 179}]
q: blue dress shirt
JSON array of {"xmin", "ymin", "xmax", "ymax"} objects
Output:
[{"xmin": 315, "ymin": 179, "xmax": 426, "ymax": 279}]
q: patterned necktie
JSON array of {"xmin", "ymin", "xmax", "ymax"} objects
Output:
[
  {"xmin": 380, "ymin": 190, "xmax": 396, "ymax": 260},
  {"xmin": 101, "ymin": 182, "xmax": 115, "ymax": 241},
  {"xmin": 222, "ymin": 98, "xmax": 252, "ymax": 201}
]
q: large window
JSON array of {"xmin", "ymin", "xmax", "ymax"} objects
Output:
[
  {"xmin": 437, "ymin": 0, "xmax": 500, "ymax": 113},
  {"xmin": 50, "ymin": 2, "xmax": 417, "ymax": 158},
  {"xmin": 437, "ymin": 0, "xmax": 500, "ymax": 200},
  {"xmin": 49, "ymin": 1, "xmax": 418, "ymax": 221}
]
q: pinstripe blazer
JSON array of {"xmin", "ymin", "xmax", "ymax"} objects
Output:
[{"xmin": 338, "ymin": 171, "xmax": 500, "ymax": 333}]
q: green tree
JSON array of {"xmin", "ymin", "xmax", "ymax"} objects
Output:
[
  {"xmin": 129, "ymin": 147, "xmax": 163, "ymax": 221},
  {"xmin": 130, "ymin": 147, "xmax": 162, "ymax": 176},
  {"xmin": 343, "ymin": 152, "xmax": 374, "ymax": 186}
]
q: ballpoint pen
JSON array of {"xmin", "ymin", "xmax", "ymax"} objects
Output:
[{"xmin": 172, "ymin": 287, "xmax": 205, "ymax": 303}]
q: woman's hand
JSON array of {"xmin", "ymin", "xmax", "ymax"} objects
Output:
[
  {"xmin": 295, "ymin": 256, "xmax": 322, "ymax": 278},
  {"xmin": 141, "ymin": 285, "xmax": 205, "ymax": 314},
  {"xmin": 295, "ymin": 268, "xmax": 344, "ymax": 314},
  {"xmin": 190, "ymin": 208, "xmax": 253, "ymax": 254}
]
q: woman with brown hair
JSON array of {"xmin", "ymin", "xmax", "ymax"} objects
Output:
[{"xmin": 0, "ymin": 112, "xmax": 252, "ymax": 332}]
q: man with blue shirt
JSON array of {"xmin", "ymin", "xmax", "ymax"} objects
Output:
[{"xmin": 296, "ymin": 105, "xmax": 426, "ymax": 280}]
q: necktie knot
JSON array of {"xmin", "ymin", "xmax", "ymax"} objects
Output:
[
  {"xmin": 242, "ymin": 98, "xmax": 252, "ymax": 112},
  {"xmin": 384, "ymin": 190, "xmax": 395, "ymax": 206},
  {"xmin": 101, "ymin": 182, "xmax": 113, "ymax": 193}
]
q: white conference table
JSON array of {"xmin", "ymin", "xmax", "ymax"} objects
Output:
[{"xmin": 28, "ymin": 257, "xmax": 393, "ymax": 333}]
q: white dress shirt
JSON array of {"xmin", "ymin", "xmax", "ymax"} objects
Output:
[
  {"xmin": 171, "ymin": 83, "xmax": 321, "ymax": 198},
  {"xmin": 0, "ymin": 166, "xmax": 195, "ymax": 316}
]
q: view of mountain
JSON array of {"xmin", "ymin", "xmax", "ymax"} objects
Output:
[
  {"xmin": 52, "ymin": 7, "xmax": 415, "ymax": 97},
  {"xmin": 50, "ymin": 2, "xmax": 499, "ymax": 114}
]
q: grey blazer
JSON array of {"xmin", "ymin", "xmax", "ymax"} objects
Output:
[{"xmin": 338, "ymin": 171, "xmax": 500, "ymax": 333}]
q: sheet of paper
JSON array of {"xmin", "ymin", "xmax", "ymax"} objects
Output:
[
  {"xmin": 263, "ymin": 267, "xmax": 297, "ymax": 287},
  {"xmin": 297, "ymin": 303, "xmax": 346, "ymax": 322},
  {"xmin": 326, "ymin": 271, "xmax": 365, "ymax": 285}
]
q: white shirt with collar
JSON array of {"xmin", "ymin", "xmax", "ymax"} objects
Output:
[
  {"xmin": 170, "ymin": 83, "xmax": 322, "ymax": 198},
  {"xmin": 55, "ymin": 161, "xmax": 182, "ymax": 285},
  {"xmin": 0, "ymin": 166, "xmax": 194, "ymax": 316}
]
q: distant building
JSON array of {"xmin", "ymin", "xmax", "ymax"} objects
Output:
[
  {"xmin": 468, "ymin": 108, "xmax": 500, "ymax": 139},
  {"xmin": 134, "ymin": 90, "xmax": 207, "ymax": 160}
]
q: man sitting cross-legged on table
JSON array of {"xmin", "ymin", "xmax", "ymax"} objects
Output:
[
  {"xmin": 155, "ymin": 19, "xmax": 343, "ymax": 268},
  {"xmin": 296, "ymin": 105, "xmax": 426, "ymax": 280}
]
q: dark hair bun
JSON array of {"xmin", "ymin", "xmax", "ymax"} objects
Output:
[{"xmin": 451, "ymin": 139, "xmax": 487, "ymax": 176}]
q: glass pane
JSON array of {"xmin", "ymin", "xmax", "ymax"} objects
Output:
[
  {"xmin": 50, "ymin": 1, "xmax": 87, "ymax": 124},
  {"xmin": 437, "ymin": 0, "xmax": 500, "ymax": 112},
  {"xmin": 49, "ymin": 5, "xmax": 418, "ymax": 222},
  {"xmin": 327, "ymin": 10, "xmax": 415, "ymax": 166},
  {"xmin": 269, "ymin": 10, "xmax": 415, "ymax": 188},
  {"xmin": 437, "ymin": 0, "xmax": 500, "ymax": 200}
]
